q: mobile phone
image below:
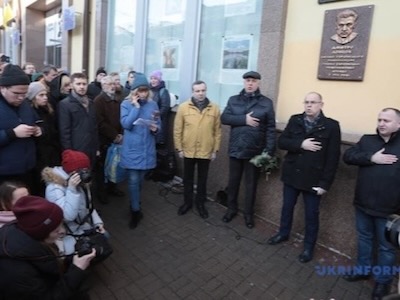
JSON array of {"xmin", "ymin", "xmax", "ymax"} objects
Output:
[{"xmin": 35, "ymin": 120, "xmax": 44, "ymax": 125}]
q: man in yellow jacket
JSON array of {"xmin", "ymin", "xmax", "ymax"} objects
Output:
[{"xmin": 174, "ymin": 80, "xmax": 221, "ymax": 219}]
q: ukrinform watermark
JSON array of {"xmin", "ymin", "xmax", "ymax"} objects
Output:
[{"xmin": 315, "ymin": 265, "xmax": 400, "ymax": 276}]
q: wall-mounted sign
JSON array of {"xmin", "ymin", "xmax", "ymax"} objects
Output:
[
  {"xmin": 319, "ymin": 0, "xmax": 350, "ymax": 4},
  {"xmin": 63, "ymin": 6, "xmax": 76, "ymax": 31},
  {"xmin": 317, "ymin": 5, "xmax": 374, "ymax": 81}
]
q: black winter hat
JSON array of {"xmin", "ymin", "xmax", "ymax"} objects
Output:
[
  {"xmin": 0, "ymin": 64, "xmax": 31, "ymax": 86},
  {"xmin": 242, "ymin": 71, "xmax": 261, "ymax": 80},
  {"xmin": 96, "ymin": 67, "xmax": 107, "ymax": 76}
]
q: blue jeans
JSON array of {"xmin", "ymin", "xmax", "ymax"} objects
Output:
[
  {"xmin": 278, "ymin": 184, "xmax": 321, "ymax": 250},
  {"xmin": 127, "ymin": 169, "xmax": 147, "ymax": 212},
  {"xmin": 355, "ymin": 208, "xmax": 396, "ymax": 284}
]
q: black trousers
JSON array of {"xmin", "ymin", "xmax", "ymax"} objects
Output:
[
  {"xmin": 183, "ymin": 158, "xmax": 210, "ymax": 206},
  {"xmin": 226, "ymin": 157, "xmax": 260, "ymax": 216}
]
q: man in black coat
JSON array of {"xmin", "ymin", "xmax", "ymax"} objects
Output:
[
  {"xmin": 221, "ymin": 71, "xmax": 276, "ymax": 229},
  {"xmin": 342, "ymin": 108, "xmax": 400, "ymax": 300},
  {"xmin": 268, "ymin": 92, "xmax": 341, "ymax": 263}
]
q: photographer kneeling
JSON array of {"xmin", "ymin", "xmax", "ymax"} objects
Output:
[
  {"xmin": 42, "ymin": 150, "xmax": 109, "ymax": 257},
  {"xmin": 0, "ymin": 195, "xmax": 95, "ymax": 299}
]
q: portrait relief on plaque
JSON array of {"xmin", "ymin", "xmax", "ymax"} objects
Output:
[{"xmin": 317, "ymin": 5, "xmax": 374, "ymax": 81}]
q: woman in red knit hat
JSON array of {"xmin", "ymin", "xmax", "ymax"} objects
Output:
[
  {"xmin": 0, "ymin": 195, "xmax": 96, "ymax": 299},
  {"xmin": 42, "ymin": 149, "xmax": 107, "ymax": 255}
]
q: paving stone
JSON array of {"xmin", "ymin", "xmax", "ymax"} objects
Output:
[{"xmin": 89, "ymin": 181, "xmax": 373, "ymax": 299}]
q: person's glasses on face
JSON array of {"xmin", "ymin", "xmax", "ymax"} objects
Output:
[{"xmin": 303, "ymin": 100, "xmax": 321, "ymax": 105}]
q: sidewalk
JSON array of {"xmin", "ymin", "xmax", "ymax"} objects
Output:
[{"xmin": 88, "ymin": 179, "xmax": 376, "ymax": 300}]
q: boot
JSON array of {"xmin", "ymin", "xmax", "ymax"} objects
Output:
[{"xmin": 129, "ymin": 210, "xmax": 143, "ymax": 229}]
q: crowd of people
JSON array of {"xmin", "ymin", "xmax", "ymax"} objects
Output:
[{"xmin": 0, "ymin": 58, "xmax": 399, "ymax": 300}]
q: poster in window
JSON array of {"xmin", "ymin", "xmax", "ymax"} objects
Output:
[
  {"xmin": 161, "ymin": 40, "xmax": 180, "ymax": 80},
  {"xmin": 220, "ymin": 35, "xmax": 252, "ymax": 84}
]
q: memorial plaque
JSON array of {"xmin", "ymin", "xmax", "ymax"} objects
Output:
[
  {"xmin": 317, "ymin": 5, "xmax": 374, "ymax": 81},
  {"xmin": 318, "ymin": 0, "xmax": 350, "ymax": 4}
]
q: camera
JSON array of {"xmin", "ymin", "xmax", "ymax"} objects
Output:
[
  {"xmin": 75, "ymin": 235, "xmax": 96, "ymax": 257},
  {"xmin": 0, "ymin": 55, "xmax": 10, "ymax": 63},
  {"xmin": 74, "ymin": 228, "xmax": 113, "ymax": 263},
  {"xmin": 77, "ymin": 169, "xmax": 92, "ymax": 184},
  {"xmin": 385, "ymin": 214, "xmax": 400, "ymax": 248}
]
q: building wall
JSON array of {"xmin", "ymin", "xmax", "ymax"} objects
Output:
[{"xmin": 277, "ymin": 0, "xmax": 400, "ymax": 140}]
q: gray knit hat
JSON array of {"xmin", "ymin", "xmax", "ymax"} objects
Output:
[{"xmin": 27, "ymin": 82, "xmax": 47, "ymax": 101}]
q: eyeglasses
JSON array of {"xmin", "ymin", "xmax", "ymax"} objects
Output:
[
  {"xmin": 7, "ymin": 88, "xmax": 27, "ymax": 97},
  {"xmin": 303, "ymin": 101, "xmax": 321, "ymax": 105}
]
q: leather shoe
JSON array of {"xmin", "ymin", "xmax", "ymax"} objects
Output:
[
  {"xmin": 177, "ymin": 204, "xmax": 192, "ymax": 215},
  {"xmin": 196, "ymin": 204, "xmax": 209, "ymax": 219},
  {"xmin": 222, "ymin": 211, "xmax": 237, "ymax": 223},
  {"xmin": 372, "ymin": 283, "xmax": 391, "ymax": 300},
  {"xmin": 298, "ymin": 249, "xmax": 313, "ymax": 263},
  {"xmin": 267, "ymin": 234, "xmax": 289, "ymax": 245},
  {"xmin": 342, "ymin": 274, "xmax": 370, "ymax": 282},
  {"xmin": 244, "ymin": 215, "xmax": 254, "ymax": 229}
]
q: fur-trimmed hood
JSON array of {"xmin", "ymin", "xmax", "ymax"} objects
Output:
[{"xmin": 41, "ymin": 166, "xmax": 69, "ymax": 186}]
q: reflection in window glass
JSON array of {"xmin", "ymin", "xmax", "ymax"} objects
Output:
[
  {"xmin": 145, "ymin": 0, "xmax": 186, "ymax": 96},
  {"xmin": 198, "ymin": 0, "xmax": 263, "ymax": 109},
  {"xmin": 106, "ymin": 0, "xmax": 136, "ymax": 85}
]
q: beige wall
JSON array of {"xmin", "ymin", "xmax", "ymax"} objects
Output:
[
  {"xmin": 277, "ymin": 0, "xmax": 400, "ymax": 140},
  {"xmin": 69, "ymin": 0, "xmax": 85, "ymax": 73}
]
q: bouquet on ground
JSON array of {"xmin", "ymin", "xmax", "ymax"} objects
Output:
[{"xmin": 249, "ymin": 150, "xmax": 279, "ymax": 181}]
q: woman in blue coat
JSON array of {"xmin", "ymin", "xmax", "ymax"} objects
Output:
[{"xmin": 120, "ymin": 74, "xmax": 160, "ymax": 229}]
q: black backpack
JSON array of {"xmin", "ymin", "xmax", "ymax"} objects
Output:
[{"xmin": 147, "ymin": 149, "xmax": 177, "ymax": 182}]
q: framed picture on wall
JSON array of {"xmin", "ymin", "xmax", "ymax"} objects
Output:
[{"xmin": 220, "ymin": 34, "xmax": 252, "ymax": 84}]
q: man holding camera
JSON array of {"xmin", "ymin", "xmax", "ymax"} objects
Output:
[{"xmin": 343, "ymin": 108, "xmax": 400, "ymax": 300}]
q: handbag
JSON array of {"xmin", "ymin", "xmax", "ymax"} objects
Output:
[{"xmin": 104, "ymin": 143, "xmax": 127, "ymax": 183}]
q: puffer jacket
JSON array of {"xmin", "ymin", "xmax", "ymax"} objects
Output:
[
  {"xmin": 221, "ymin": 89, "xmax": 276, "ymax": 159},
  {"xmin": 343, "ymin": 131, "xmax": 400, "ymax": 217},
  {"xmin": 120, "ymin": 98, "xmax": 160, "ymax": 170},
  {"xmin": 173, "ymin": 98, "xmax": 221, "ymax": 159},
  {"xmin": 42, "ymin": 166, "xmax": 103, "ymax": 254},
  {"xmin": 0, "ymin": 223, "xmax": 87, "ymax": 299}
]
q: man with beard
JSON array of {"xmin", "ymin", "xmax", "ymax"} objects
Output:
[
  {"xmin": 94, "ymin": 75, "xmax": 124, "ymax": 203},
  {"xmin": 58, "ymin": 72, "xmax": 99, "ymax": 169}
]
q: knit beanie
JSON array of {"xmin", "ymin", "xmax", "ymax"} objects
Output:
[
  {"xmin": 131, "ymin": 72, "xmax": 149, "ymax": 91},
  {"xmin": 0, "ymin": 64, "xmax": 31, "ymax": 86},
  {"xmin": 13, "ymin": 195, "xmax": 63, "ymax": 240},
  {"xmin": 62, "ymin": 149, "xmax": 90, "ymax": 174},
  {"xmin": 96, "ymin": 67, "xmax": 107, "ymax": 76},
  {"xmin": 150, "ymin": 70, "xmax": 162, "ymax": 81},
  {"xmin": 31, "ymin": 72, "xmax": 44, "ymax": 82},
  {"xmin": 26, "ymin": 82, "xmax": 47, "ymax": 101}
]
